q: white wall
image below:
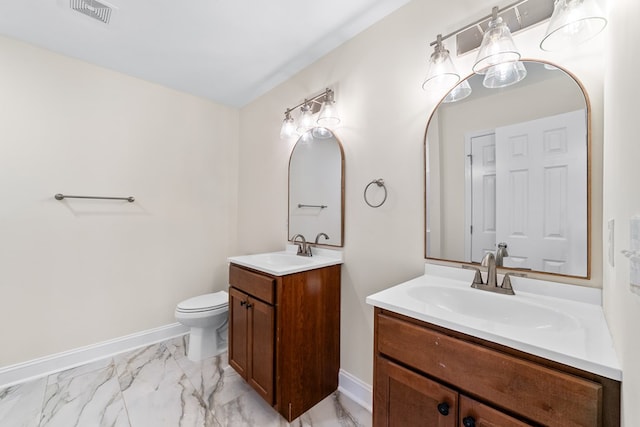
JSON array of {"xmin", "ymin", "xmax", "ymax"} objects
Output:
[
  {"xmin": 603, "ymin": 0, "xmax": 640, "ymax": 423},
  {"xmin": 0, "ymin": 36, "xmax": 239, "ymax": 367},
  {"xmin": 238, "ymin": 0, "xmax": 606, "ymax": 387}
]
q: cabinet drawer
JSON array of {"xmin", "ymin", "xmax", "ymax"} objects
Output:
[
  {"xmin": 377, "ymin": 313, "xmax": 603, "ymax": 426},
  {"xmin": 229, "ymin": 264, "xmax": 275, "ymax": 304}
]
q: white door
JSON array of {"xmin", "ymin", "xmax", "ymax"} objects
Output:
[
  {"xmin": 467, "ymin": 132, "xmax": 497, "ymax": 263},
  {"xmin": 495, "ymin": 110, "xmax": 587, "ymax": 275}
]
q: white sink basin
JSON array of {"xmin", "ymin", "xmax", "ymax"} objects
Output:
[
  {"xmin": 366, "ymin": 264, "xmax": 622, "ymax": 381},
  {"xmin": 228, "ymin": 248, "xmax": 343, "ymax": 276},
  {"xmin": 406, "ymin": 285, "xmax": 580, "ymax": 331}
]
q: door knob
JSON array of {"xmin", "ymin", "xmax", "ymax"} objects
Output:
[
  {"xmin": 462, "ymin": 416, "xmax": 476, "ymax": 427},
  {"xmin": 437, "ymin": 402, "xmax": 450, "ymax": 416}
]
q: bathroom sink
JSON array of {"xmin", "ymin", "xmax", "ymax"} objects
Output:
[
  {"xmin": 366, "ymin": 264, "xmax": 621, "ymax": 381},
  {"xmin": 406, "ymin": 285, "xmax": 580, "ymax": 331},
  {"xmin": 228, "ymin": 248, "xmax": 343, "ymax": 276}
]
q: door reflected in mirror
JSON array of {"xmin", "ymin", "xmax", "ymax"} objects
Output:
[
  {"xmin": 289, "ymin": 128, "xmax": 344, "ymax": 247},
  {"xmin": 425, "ymin": 61, "xmax": 590, "ymax": 278}
]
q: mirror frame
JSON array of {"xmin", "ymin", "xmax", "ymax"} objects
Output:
[
  {"xmin": 288, "ymin": 128, "xmax": 346, "ymax": 247},
  {"xmin": 423, "ymin": 59, "xmax": 592, "ymax": 279}
]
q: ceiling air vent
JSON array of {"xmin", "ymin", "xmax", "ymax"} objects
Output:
[{"xmin": 70, "ymin": 0, "xmax": 113, "ymax": 25}]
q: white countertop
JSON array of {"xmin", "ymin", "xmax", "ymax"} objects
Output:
[
  {"xmin": 366, "ymin": 264, "xmax": 622, "ymax": 381},
  {"xmin": 228, "ymin": 245, "xmax": 343, "ymax": 276}
]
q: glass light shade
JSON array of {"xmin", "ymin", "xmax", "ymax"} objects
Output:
[
  {"xmin": 317, "ymin": 99, "xmax": 340, "ymax": 127},
  {"xmin": 422, "ymin": 46, "xmax": 460, "ymax": 92},
  {"xmin": 540, "ymin": 0, "xmax": 607, "ymax": 51},
  {"xmin": 443, "ymin": 79, "xmax": 472, "ymax": 103},
  {"xmin": 482, "ymin": 61, "xmax": 527, "ymax": 88},
  {"xmin": 296, "ymin": 104, "xmax": 314, "ymax": 133},
  {"xmin": 280, "ymin": 114, "xmax": 296, "ymax": 139},
  {"xmin": 473, "ymin": 16, "xmax": 521, "ymax": 74}
]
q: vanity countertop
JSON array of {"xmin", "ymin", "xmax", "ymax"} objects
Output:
[
  {"xmin": 228, "ymin": 245, "xmax": 343, "ymax": 276},
  {"xmin": 366, "ymin": 264, "xmax": 621, "ymax": 381}
]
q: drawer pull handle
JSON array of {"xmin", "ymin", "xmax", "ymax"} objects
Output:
[
  {"xmin": 436, "ymin": 402, "xmax": 450, "ymax": 416},
  {"xmin": 246, "ymin": 303, "xmax": 253, "ymax": 309},
  {"xmin": 240, "ymin": 300, "xmax": 247, "ymax": 306},
  {"xmin": 462, "ymin": 416, "xmax": 476, "ymax": 427}
]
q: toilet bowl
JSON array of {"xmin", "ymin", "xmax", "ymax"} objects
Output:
[{"xmin": 175, "ymin": 290, "xmax": 229, "ymax": 361}]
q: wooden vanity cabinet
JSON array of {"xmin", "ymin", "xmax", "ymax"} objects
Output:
[
  {"xmin": 228, "ymin": 263, "xmax": 341, "ymax": 422},
  {"xmin": 373, "ymin": 308, "xmax": 621, "ymax": 427}
]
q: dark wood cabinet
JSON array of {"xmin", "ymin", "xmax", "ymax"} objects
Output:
[
  {"xmin": 228, "ymin": 262, "xmax": 341, "ymax": 421},
  {"xmin": 229, "ymin": 287, "xmax": 274, "ymax": 404},
  {"xmin": 375, "ymin": 356, "xmax": 457, "ymax": 427},
  {"xmin": 373, "ymin": 308, "xmax": 621, "ymax": 427},
  {"xmin": 375, "ymin": 356, "xmax": 529, "ymax": 427}
]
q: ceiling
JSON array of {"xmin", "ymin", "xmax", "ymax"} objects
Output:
[{"xmin": 0, "ymin": 0, "xmax": 412, "ymax": 107}]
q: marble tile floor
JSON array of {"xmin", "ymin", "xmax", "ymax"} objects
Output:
[{"xmin": 0, "ymin": 336, "xmax": 371, "ymax": 427}]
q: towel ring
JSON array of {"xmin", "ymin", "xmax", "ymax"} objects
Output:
[{"xmin": 364, "ymin": 179, "xmax": 387, "ymax": 208}]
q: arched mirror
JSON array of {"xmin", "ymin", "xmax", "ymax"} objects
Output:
[
  {"xmin": 289, "ymin": 127, "xmax": 345, "ymax": 246},
  {"xmin": 425, "ymin": 60, "xmax": 590, "ymax": 278}
]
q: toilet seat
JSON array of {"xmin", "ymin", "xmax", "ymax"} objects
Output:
[{"xmin": 176, "ymin": 291, "xmax": 228, "ymax": 313}]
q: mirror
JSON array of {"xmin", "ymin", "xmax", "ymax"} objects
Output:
[
  {"xmin": 289, "ymin": 128, "xmax": 345, "ymax": 246},
  {"xmin": 425, "ymin": 61, "xmax": 590, "ymax": 278}
]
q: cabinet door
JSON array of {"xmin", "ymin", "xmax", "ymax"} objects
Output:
[
  {"xmin": 374, "ymin": 356, "xmax": 457, "ymax": 427},
  {"xmin": 247, "ymin": 296, "xmax": 275, "ymax": 404},
  {"xmin": 229, "ymin": 287, "xmax": 249, "ymax": 377},
  {"xmin": 459, "ymin": 395, "xmax": 532, "ymax": 427}
]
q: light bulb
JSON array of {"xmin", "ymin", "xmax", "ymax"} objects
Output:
[{"xmin": 296, "ymin": 104, "xmax": 314, "ymax": 133}]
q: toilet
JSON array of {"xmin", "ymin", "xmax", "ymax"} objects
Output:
[{"xmin": 175, "ymin": 290, "xmax": 229, "ymax": 362}]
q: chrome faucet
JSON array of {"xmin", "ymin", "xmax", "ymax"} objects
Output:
[
  {"xmin": 468, "ymin": 252, "xmax": 515, "ymax": 295},
  {"xmin": 291, "ymin": 234, "xmax": 312, "ymax": 257}
]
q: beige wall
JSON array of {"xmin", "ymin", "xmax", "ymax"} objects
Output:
[
  {"xmin": 3, "ymin": 0, "xmax": 635, "ymax": 421},
  {"xmin": 238, "ymin": 0, "xmax": 606, "ymax": 387},
  {"xmin": 603, "ymin": 0, "xmax": 640, "ymax": 423},
  {"xmin": 0, "ymin": 36, "xmax": 239, "ymax": 367}
]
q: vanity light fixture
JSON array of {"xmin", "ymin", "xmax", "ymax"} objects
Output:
[
  {"xmin": 540, "ymin": 0, "xmax": 607, "ymax": 51},
  {"xmin": 280, "ymin": 109, "xmax": 296, "ymax": 139},
  {"xmin": 296, "ymin": 103, "xmax": 315, "ymax": 133},
  {"xmin": 472, "ymin": 7, "xmax": 522, "ymax": 74},
  {"xmin": 422, "ymin": 35, "xmax": 461, "ymax": 93},
  {"xmin": 422, "ymin": 1, "xmax": 534, "ymax": 99},
  {"xmin": 473, "ymin": 6, "xmax": 527, "ymax": 88},
  {"xmin": 317, "ymin": 90, "xmax": 341, "ymax": 127},
  {"xmin": 421, "ymin": 0, "xmax": 610, "ymax": 95},
  {"xmin": 280, "ymin": 88, "xmax": 341, "ymax": 139}
]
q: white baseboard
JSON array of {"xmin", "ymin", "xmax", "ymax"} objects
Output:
[
  {"xmin": 0, "ymin": 323, "xmax": 189, "ymax": 389},
  {"xmin": 2, "ymin": 324, "xmax": 374, "ymax": 414},
  {"xmin": 338, "ymin": 369, "xmax": 372, "ymax": 412}
]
